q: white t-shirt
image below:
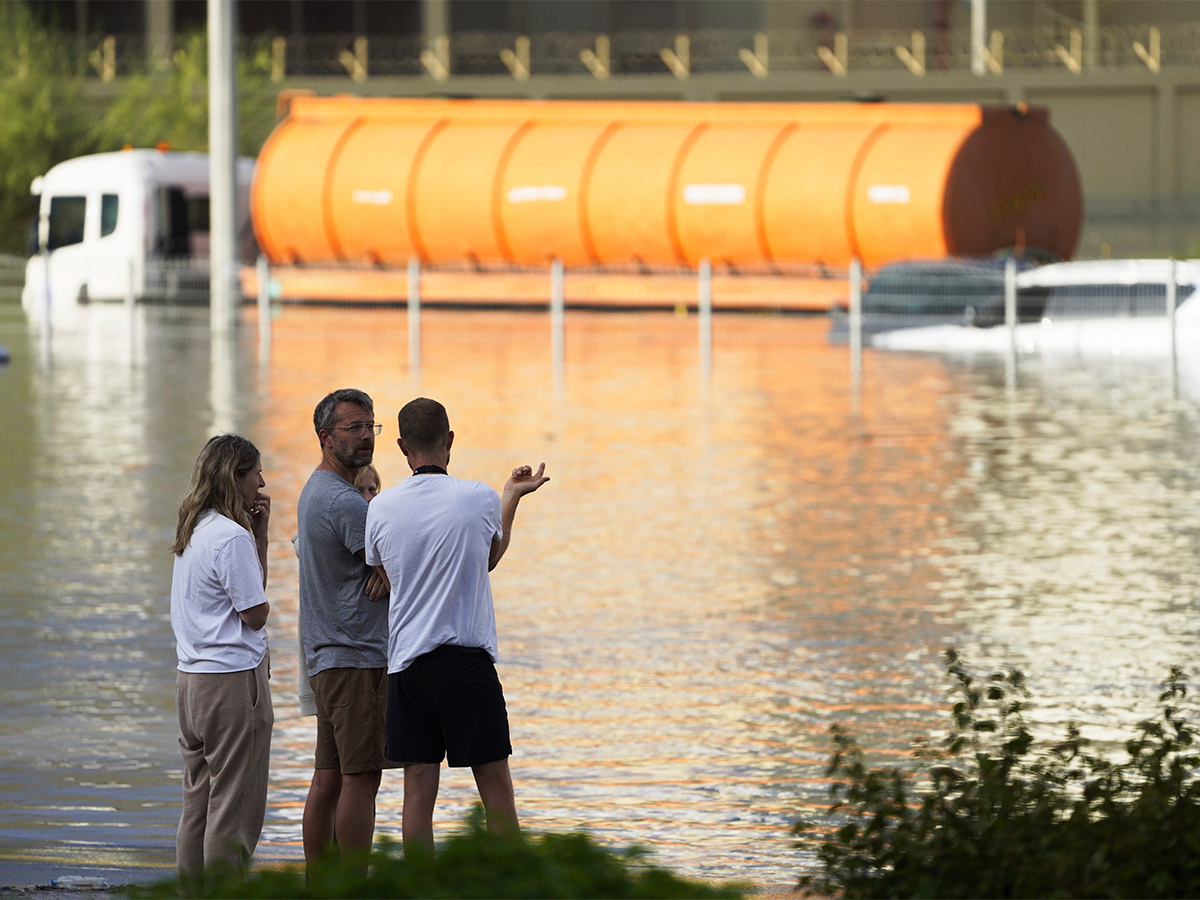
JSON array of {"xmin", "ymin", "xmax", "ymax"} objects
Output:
[
  {"xmin": 171, "ymin": 509, "xmax": 268, "ymax": 673},
  {"xmin": 365, "ymin": 474, "xmax": 502, "ymax": 674}
]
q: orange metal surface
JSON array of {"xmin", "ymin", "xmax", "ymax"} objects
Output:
[
  {"xmin": 251, "ymin": 96, "xmax": 1082, "ymax": 276},
  {"xmin": 585, "ymin": 121, "xmax": 701, "ymax": 265},
  {"xmin": 499, "ymin": 120, "xmax": 614, "ymax": 266},
  {"xmin": 326, "ymin": 118, "xmax": 440, "ymax": 265},
  {"xmin": 761, "ymin": 123, "xmax": 878, "ymax": 266},
  {"xmin": 252, "ymin": 115, "xmax": 345, "ymax": 264},
  {"xmin": 672, "ymin": 123, "xmax": 781, "ymax": 266},
  {"xmin": 851, "ymin": 123, "xmax": 971, "ymax": 267}
]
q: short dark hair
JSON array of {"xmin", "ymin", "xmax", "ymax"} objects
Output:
[
  {"xmin": 397, "ymin": 397, "xmax": 449, "ymax": 453},
  {"xmin": 314, "ymin": 388, "xmax": 373, "ymax": 434}
]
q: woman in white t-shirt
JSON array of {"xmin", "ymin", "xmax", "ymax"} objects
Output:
[{"xmin": 170, "ymin": 434, "xmax": 273, "ymax": 880}]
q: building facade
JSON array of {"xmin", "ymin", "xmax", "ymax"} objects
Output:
[{"xmin": 32, "ymin": 0, "xmax": 1200, "ymax": 257}]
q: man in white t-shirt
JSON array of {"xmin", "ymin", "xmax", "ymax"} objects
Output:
[{"xmin": 365, "ymin": 397, "xmax": 548, "ymax": 855}]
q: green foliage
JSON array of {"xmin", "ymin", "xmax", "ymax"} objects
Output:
[
  {"xmin": 133, "ymin": 807, "xmax": 748, "ymax": 899},
  {"xmin": 88, "ymin": 30, "xmax": 278, "ymax": 157},
  {"xmin": 0, "ymin": 2, "xmax": 92, "ymax": 253},
  {"xmin": 0, "ymin": 3, "xmax": 281, "ymax": 254},
  {"xmin": 794, "ymin": 649, "xmax": 1200, "ymax": 899}
]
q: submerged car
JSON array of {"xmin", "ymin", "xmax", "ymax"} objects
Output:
[
  {"xmin": 1019, "ymin": 258, "xmax": 1198, "ymax": 319},
  {"xmin": 869, "ymin": 258, "xmax": 1200, "ymax": 355},
  {"xmin": 828, "ymin": 256, "xmax": 1049, "ymax": 343}
]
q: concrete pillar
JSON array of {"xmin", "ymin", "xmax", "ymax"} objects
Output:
[
  {"xmin": 146, "ymin": 0, "xmax": 174, "ymax": 71},
  {"xmin": 1157, "ymin": 80, "xmax": 1177, "ymax": 200},
  {"xmin": 1082, "ymin": 0, "xmax": 1098, "ymax": 70},
  {"xmin": 423, "ymin": 0, "xmax": 449, "ymax": 46}
]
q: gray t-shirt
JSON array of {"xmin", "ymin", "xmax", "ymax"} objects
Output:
[{"xmin": 297, "ymin": 469, "xmax": 388, "ymax": 676}]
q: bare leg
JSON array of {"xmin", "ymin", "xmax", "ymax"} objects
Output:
[
  {"xmin": 303, "ymin": 768, "xmax": 342, "ymax": 866},
  {"xmin": 334, "ymin": 770, "xmax": 383, "ymax": 874},
  {"xmin": 471, "ymin": 758, "xmax": 519, "ymax": 838},
  {"xmin": 402, "ymin": 763, "xmax": 440, "ymax": 856}
]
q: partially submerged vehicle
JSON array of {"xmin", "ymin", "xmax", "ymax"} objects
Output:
[
  {"xmin": 22, "ymin": 149, "xmax": 255, "ymax": 324},
  {"xmin": 867, "ymin": 258, "xmax": 1200, "ymax": 356},
  {"xmin": 828, "ymin": 255, "xmax": 1050, "ymax": 342}
]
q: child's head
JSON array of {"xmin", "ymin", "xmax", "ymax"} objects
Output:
[{"xmin": 354, "ymin": 463, "xmax": 381, "ymax": 502}]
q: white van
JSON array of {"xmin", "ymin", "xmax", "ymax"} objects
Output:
[{"xmin": 22, "ymin": 149, "xmax": 255, "ymax": 323}]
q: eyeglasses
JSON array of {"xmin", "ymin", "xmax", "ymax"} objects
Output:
[{"xmin": 331, "ymin": 422, "xmax": 382, "ymax": 436}]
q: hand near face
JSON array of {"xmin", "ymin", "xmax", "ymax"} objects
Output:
[{"xmin": 249, "ymin": 491, "xmax": 271, "ymax": 537}]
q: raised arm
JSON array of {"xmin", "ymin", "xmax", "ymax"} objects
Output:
[{"xmin": 489, "ymin": 463, "xmax": 549, "ymax": 571}]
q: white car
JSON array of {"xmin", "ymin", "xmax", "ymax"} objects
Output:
[{"xmin": 870, "ymin": 259, "xmax": 1200, "ymax": 357}]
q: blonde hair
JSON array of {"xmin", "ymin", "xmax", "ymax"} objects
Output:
[
  {"xmin": 354, "ymin": 463, "xmax": 381, "ymax": 495},
  {"xmin": 171, "ymin": 434, "xmax": 261, "ymax": 555}
]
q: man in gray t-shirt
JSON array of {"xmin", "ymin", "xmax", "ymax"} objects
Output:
[
  {"xmin": 296, "ymin": 388, "xmax": 396, "ymax": 876},
  {"xmin": 298, "ymin": 469, "xmax": 387, "ymax": 674}
]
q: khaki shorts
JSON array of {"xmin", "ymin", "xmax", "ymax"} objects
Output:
[{"xmin": 310, "ymin": 667, "xmax": 400, "ymax": 774}]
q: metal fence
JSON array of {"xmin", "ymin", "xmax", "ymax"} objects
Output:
[
  {"xmin": 0, "ymin": 255, "xmax": 26, "ymax": 331},
  {"xmin": 11, "ymin": 254, "xmax": 1196, "ymax": 369},
  {"xmin": 70, "ymin": 20, "xmax": 1200, "ymax": 83}
]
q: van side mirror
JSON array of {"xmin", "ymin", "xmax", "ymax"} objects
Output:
[{"xmin": 26, "ymin": 218, "xmax": 40, "ymax": 255}]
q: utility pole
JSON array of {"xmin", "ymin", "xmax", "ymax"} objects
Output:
[
  {"xmin": 208, "ymin": 0, "xmax": 239, "ymax": 333},
  {"xmin": 971, "ymin": 0, "xmax": 987, "ymax": 76}
]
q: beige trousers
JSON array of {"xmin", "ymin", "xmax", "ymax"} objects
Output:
[{"xmin": 175, "ymin": 655, "xmax": 273, "ymax": 878}]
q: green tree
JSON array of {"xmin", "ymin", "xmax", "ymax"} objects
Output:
[
  {"xmin": 0, "ymin": 2, "xmax": 91, "ymax": 253},
  {"xmin": 90, "ymin": 30, "xmax": 278, "ymax": 158}
]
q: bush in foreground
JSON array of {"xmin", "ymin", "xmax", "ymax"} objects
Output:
[
  {"xmin": 135, "ymin": 808, "xmax": 748, "ymax": 899},
  {"xmin": 794, "ymin": 649, "xmax": 1200, "ymax": 899}
]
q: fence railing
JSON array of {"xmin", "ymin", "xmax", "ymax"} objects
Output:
[
  {"xmin": 0, "ymin": 255, "xmax": 27, "ymax": 331},
  {"xmin": 68, "ymin": 20, "xmax": 1200, "ymax": 84},
  {"xmin": 8, "ymin": 255, "xmax": 1196, "ymax": 392}
]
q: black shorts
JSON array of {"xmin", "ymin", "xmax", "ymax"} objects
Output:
[{"xmin": 386, "ymin": 644, "xmax": 512, "ymax": 768}]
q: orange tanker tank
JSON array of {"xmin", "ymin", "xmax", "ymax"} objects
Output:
[{"xmin": 251, "ymin": 96, "xmax": 1082, "ymax": 271}]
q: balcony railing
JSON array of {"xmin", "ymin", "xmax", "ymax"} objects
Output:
[{"xmin": 76, "ymin": 22, "xmax": 1200, "ymax": 84}]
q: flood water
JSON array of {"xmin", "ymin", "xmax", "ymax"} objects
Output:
[{"xmin": 2, "ymin": 304, "xmax": 1200, "ymax": 890}]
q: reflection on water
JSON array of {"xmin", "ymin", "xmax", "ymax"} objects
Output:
[{"xmin": 1, "ymin": 306, "xmax": 1199, "ymax": 888}]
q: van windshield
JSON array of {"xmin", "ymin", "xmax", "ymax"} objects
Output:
[{"xmin": 47, "ymin": 196, "xmax": 86, "ymax": 250}]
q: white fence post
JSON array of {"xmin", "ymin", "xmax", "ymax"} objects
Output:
[
  {"xmin": 125, "ymin": 257, "xmax": 136, "ymax": 311},
  {"xmin": 125, "ymin": 257, "xmax": 137, "ymax": 365},
  {"xmin": 849, "ymin": 257, "xmax": 863, "ymax": 388},
  {"xmin": 1004, "ymin": 256, "xmax": 1018, "ymax": 388},
  {"xmin": 550, "ymin": 258, "xmax": 565, "ymax": 389},
  {"xmin": 698, "ymin": 258, "xmax": 713, "ymax": 386},
  {"xmin": 256, "ymin": 255, "xmax": 272, "ymax": 362},
  {"xmin": 407, "ymin": 257, "xmax": 422, "ymax": 372},
  {"xmin": 1167, "ymin": 259, "xmax": 1178, "ymax": 391},
  {"xmin": 42, "ymin": 252, "xmax": 52, "ymax": 326}
]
